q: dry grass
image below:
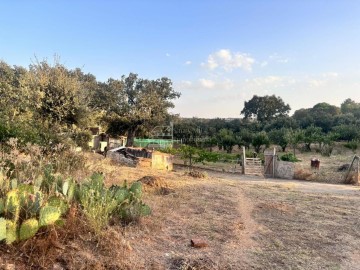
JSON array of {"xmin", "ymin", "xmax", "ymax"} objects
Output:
[
  {"xmin": 243, "ymin": 183, "xmax": 360, "ymax": 270},
  {"xmin": 120, "ymin": 170, "xmax": 256, "ymax": 269},
  {"xmin": 2, "ymin": 152, "xmax": 360, "ymax": 269}
]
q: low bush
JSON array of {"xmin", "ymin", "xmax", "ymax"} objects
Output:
[
  {"xmin": 344, "ymin": 140, "xmax": 358, "ymax": 153},
  {"xmin": 280, "ymin": 153, "xmax": 300, "ymax": 162},
  {"xmin": 71, "ymin": 130, "xmax": 92, "ymax": 150}
]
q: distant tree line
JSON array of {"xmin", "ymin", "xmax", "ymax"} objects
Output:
[{"xmin": 174, "ymin": 95, "xmax": 360, "ymax": 156}]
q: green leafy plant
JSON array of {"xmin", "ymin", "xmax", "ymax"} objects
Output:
[
  {"xmin": 344, "ymin": 140, "xmax": 359, "ymax": 153},
  {"xmin": 78, "ymin": 173, "xmax": 118, "ymax": 233},
  {"xmin": 280, "ymin": 153, "xmax": 300, "ymax": 162}
]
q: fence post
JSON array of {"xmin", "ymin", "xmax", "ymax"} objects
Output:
[
  {"xmin": 242, "ymin": 146, "xmax": 246, "ymax": 174},
  {"xmin": 344, "ymin": 155, "xmax": 360, "ymax": 184},
  {"xmin": 357, "ymin": 158, "xmax": 360, "ymax": 185},
  {"xmin": 272, "ymin": 147, "xmax": 276, "ymax": 178}
]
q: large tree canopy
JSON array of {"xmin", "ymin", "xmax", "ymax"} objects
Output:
[
  {"xmin": 96, "ymin": 73, "xmax": 181, "ymax": 146},
  {"xmin": 0, "ymin": 61, "xmax": 38, "ymax": 123},
  {"xmin": 293, "ymin": 102, "xmax": 340, "ymax": 132},
  {"xmin": 241, "ymin": 95, "xmax": 291, "ymax": 122},
  {"xmin": 29, "ymin": 60, "xmax": 90, "ymax": 129},
  {"xmin": 341, "ymin": 98, "xmax": 360, "ymax": 117}
]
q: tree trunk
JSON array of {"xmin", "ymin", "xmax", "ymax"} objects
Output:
[{"xmin": 126, "ymin": 127, "xmax": 137, "ymax": 147}]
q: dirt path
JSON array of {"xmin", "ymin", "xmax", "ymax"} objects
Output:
[
  {"xmin": 87, "ymin": 157, "xmax": 360, "ymax": 269},
  {"xmin": 123, "ymin": 171, "xmax": 259, "ymax": 269},
  {"xmin": 201, "ymin": 169, "xmax": 360, "ymax": 195}
]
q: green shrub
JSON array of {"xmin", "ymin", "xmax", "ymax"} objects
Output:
[
  {"xmin": 344, "ymin": 140, "xmax": 358, "ymax": 152},
  {"xmin": 78, "ymin": 173, "xmax": 118, "ymax": 233},
  {"xmin": 280, "ymin": 153, "xmax": 300, "ymax": 162},
  {"xmin": 71, "ymin": 130, "xmax": 92, "ymax": 150}
]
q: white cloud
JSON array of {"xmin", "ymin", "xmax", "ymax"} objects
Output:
[
  {"xmin": 308, "ymin": 72, "xmax": 339, "ymax": 88},
  {"xmin": 222, "ymin": 78, "xmax": 235, "ymax": 90},
  {"xmin": 199, "ymin": 78, "xmax": 215, "ymax": 88},
  {"xmin": 175, "ymin": 78, "xmax": 234, "ymax": 92},
  {"xmin": 166, "ymin": 53, "xmax": 170, "ymax": 57},
  {"xmin": 202, "ymin": 49, "xmax": 255, "ymax": 72},
  {"xmin": 175, "ymin": 80, "xmax": 193, "ymax": 90},
  {"xmin": 260, "ymin": 61, "xmax": 268, "ymax": 67},
  {"xmin": 245, "ymin": 76, "xmax": 288, "ymax": 88},
  {"xmin": 269, "ymin": 53, "xmax": 289, "ymax": 63},
  {"xmin": 185, "ymin": 60, "xmax": 192, "ymax": 65},
  {"xmin": 181, "ymin": 80, "xmax": 192, "ymax": 86},
  {"xmin": 309, "ymin": 79, "xmax": 325, "ymax": 87},
  {"xmin": 322, "ymin": 72, "xmax": 338, "ymax": 78}
]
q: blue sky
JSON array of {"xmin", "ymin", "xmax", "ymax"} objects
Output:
[{"xmin": 1, "ymin": 1, "xmax": 360, "ymax": 118}]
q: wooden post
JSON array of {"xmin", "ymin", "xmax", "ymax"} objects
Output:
[
  {"xmin": 272, "ymin": 147, "xmax": 276, "ymax": 178},
  {"xmin": 357, "ymin": 158, "xmax": 359, "ymax": 185},
  {"xmin": 242, "ymin": 146, "xmax": 246, "ymax": 174},
  {"xmin": 344, "ymin": 155, "xmax": 357, "ymax": 183}
]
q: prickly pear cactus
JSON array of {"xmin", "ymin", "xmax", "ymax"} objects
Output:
[
  {"xmin": 27, "ymin": 191, "xmax": 43, "ymax": 217},
  {"xmin": 62, "ymin": 180, "xmax": 69, "ymax": 196},
  {"xmin": 129, "ymin": 182, "xmax": 142, "ymax": 198},
  {"xmin": 0, "ymin": 169, "xmax": 6, "ymax": 192},
  {"xmin": 0, "ymin": 218, "xmax": 6, "ymax": 241},
  {"xmin": 0, "ymin": 198, "xmax": 4, "ymax": 215},
  {"xmin": 5, "ymin": 190, "xmax": 20, "ymax": 222},
  {"xmin": 111, "ymin": 187, "xmax": 129, "ymax": 203},
  {"xmin": 18, "ymin": 184, "xmax": 34, "ymax": 211},
  {"xmin": 6, "ymin": 220, "xmax": 17, "ymax": 244},
  {"xmin": 140, "ymin": 204, "xmax": 151, "ymax": 216},
  {"xmin": 47, "ymin": 196, "xmax": 68, "ymax": 215},
  {"xmin": 66, "ymin": 182, "xmax": 76, "ymax": 202},
  {"xmin": 19, "ymin": 218, "xmax": 39, "ymax": 241},
  {"xmin": 39, "ymin": 206, "xmax": 61, "ymax": 227},
  {"xmin": 34, "ymin": 176, "xmax": 43, "ymax": 192},
  {"xmin": 11, "ymin": 179, "xmax": 18, "ymax": 190}
]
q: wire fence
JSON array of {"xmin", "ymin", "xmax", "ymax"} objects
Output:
[{"xmin": 133, "ymin": 139, "xmax": 180, "ymax": 149}]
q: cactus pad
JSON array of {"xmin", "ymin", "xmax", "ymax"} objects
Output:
[
  {"xmin": 141, "ymin": 204, "xmax": 151, "ymax": 216},
  {"xmin": 6, "ymin": 220, "xmax": 17, "ymax": 244},
  {"xmin": 113, "ymin": 188, "xmax": 129, "ymax": 203},
  {"xmin": 5, "ymin": 190, "xmax": 19, "ymax": 220},
  {"xmin": 0, "ymin": 198, "xmax": 4, "ymax": 215},
  {"xmin": 19, "ymin": 218, "xmax": 39, "ymax": 241},
  {"xmin": 130, "ymin": 182, "xmax": 142, "ymax": 198},
  {"xmin": 0, "ymin": 218, "xmax": 6, "ymax": 241},
  {"xmin": 47, "ymin": 196, "xmax": 68, "ymax": 215},
  {"xmin": 39, "ymin": 206, "xmax": 61, "ymax": 227}
]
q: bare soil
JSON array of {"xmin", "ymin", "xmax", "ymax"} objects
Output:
[{"xmin": 2, "ymin": 153, "xmax": 360, "ymax": 269}]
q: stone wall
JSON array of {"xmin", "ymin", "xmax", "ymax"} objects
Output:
[{"xmin": 275, "ymin": 161, "xmax": 294, "ymax": 179}]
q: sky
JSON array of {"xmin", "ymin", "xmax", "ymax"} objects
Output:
[{"xmin": 1, "ymin": 1, "xmax": 360, "ymax": 118}]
